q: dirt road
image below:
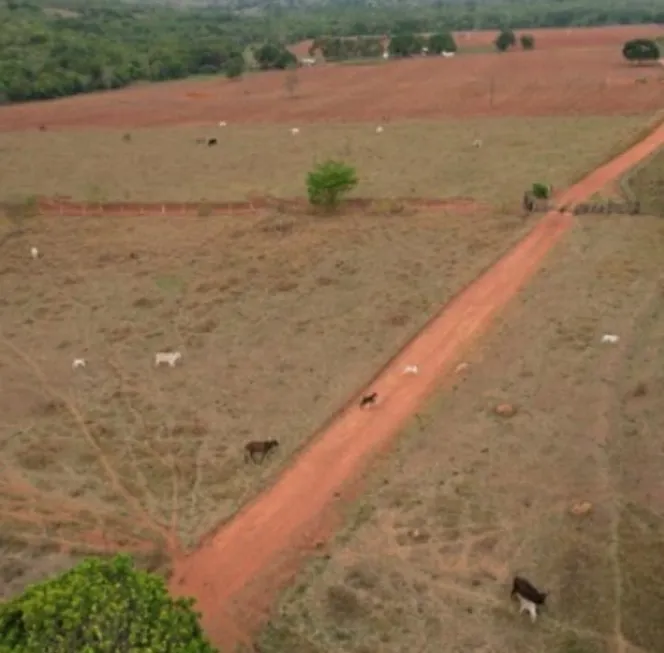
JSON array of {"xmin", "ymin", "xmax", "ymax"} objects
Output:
[{"xmin": 170, "ymin": 122, "xmax": 664, "ymax": 650}]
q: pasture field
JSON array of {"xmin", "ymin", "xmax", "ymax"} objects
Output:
[
  {"xmin": 0, "ymin": 116, "xmax": 653, "ymax": 204},
  {"xmin": 625, "ymin": 148, "xmax": 664, "ymax": 216},
  {"xmin": 256, "ymin": 175, "xmax": 664, "ymax": 653},
  {"xmin": 0, "ymin": 44, "xmax": 662, "ymax": 132},
  {"xmin": 0, "ymin": 201, "xmax": 538, "ymax": 598}
]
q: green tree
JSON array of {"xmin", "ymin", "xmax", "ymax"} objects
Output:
[
  {"xmin": 254, "ymin": 42, "xmax": 296, "ymax": 70},
  {"xmin": 0, "ymin": 554, "xmax": 217, "ymax": 653},
  {"xmin": 427, "ymin": 31, "xmax": 457, "ymax": 54},
  {"xmin": 225, "ymin": 55, "xmax": 245, "ymax": 79},
  {"xmin": 520, "ymin": 34, "xmax": 535, "ymax": 50},
  {"xmin": 388, "ymin": 32, "xmax": 425, "ymax": 57},
  {"xmin": 494, "ymin": 29, "xmax": 516, "ymax": 52},
  {"xmin": 622, "ymin": 39, "xmax": 660, "ymax": 64},
  {"xmin": 306, "ymin": 160, "xmax": 358, "ymax": 210}
]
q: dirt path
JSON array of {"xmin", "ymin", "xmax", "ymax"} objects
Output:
[{"xmin": 169, "ymin": 123, "xmax": 664, "ymax": 650}]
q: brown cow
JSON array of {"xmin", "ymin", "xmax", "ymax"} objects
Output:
[{"xmin": 244, "ymin": 439, "xmax": 279, "ymax": 464}]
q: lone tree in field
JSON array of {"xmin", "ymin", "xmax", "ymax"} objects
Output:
[
  {"xmin": 306, "ymin": 160, "xmax": 358, "ymax": 210},
  {"xmin": 622, "ymin": 39, "xmax": 660, "ymax": 64},
  {"xmin": 427, "ymin": 31, "xmax": 457, "ymax": 54},
  {"xmin": 494, "ymin": 29, "xmax": 516, "ymax": 52},
  {"xmin": 520, "ymin": 34, "xmax": 535, "ymax": 50},
  {"xmin": 0, "ymin": 554, "xmax": 218, "ymax": 653}
]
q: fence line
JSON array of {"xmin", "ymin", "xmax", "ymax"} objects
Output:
[
  {"xmin": 526, "ymin": 198, "xmax": 642, "ymax": 216},
  {"xmin": 1, "ymin": 196, "xmax": 485, "ymax": 218}
]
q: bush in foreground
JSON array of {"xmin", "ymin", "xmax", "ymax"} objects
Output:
[
  {"xmin": 531, "ymin": 182, "xmax": 551, "ymax": 199},
  {"xmin": 0, "ymin": 554, "xmax": 217, "ymax": 653},
  {"xmin": 306, "ymin": 160, "xmax": 358, "ymax": 209}
]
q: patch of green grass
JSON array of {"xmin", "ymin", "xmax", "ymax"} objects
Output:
[{"xmin": 154, "ymin": 274, "xmax": 186, "ymax": 293}]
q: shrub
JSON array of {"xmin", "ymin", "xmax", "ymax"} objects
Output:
[
  {"xmin": 254, "ymin": 42, "xmax": 296, "ymax": 71},
  {"xmin": 427, "ymin": 31, "xmax": 457, "ymax": 54},
  {"xmin": 531, "ymin": 182, "xmax": 550, "ymax": 199},
  {"xmin": 520, "ymin": 34, "xmax": 535, "ymax": 50},
  {"xmin": 622, "ymin": 39, "xmax": 660, "ymax": 64},
  {"xmin": 494, "ymin": 29, "xmax": 516, "ymax": 52},
  {"xmin": 0, "ymin": 554, "xmax": 218, "ymax": 653},
  {"xmin": 306, "ymin": 160, "xmax": 358, "ymax": 209},
  {"xmin": 225, "ymin": 56, "xmax": 245, "ymax": 79},
  {"xmin": 388, "ymin": 32, "xmax": 425, "ymax": 57}
]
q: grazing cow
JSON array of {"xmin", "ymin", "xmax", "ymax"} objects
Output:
[
  {"xmin": 359, "ymin": 392, "xmax": 378, "ymax": 408},
  {"xmin": 155, "ymin": 351, "xmax": 182, "ymax": 367},
  {"xmin": 39, "ymin": 124, "xmax": 47, "ymax": 132},
  {"xmin": 511, "ymin": 576, "xmax": 548, "ymax": 622},
  {"xmin": 207, "ymin": 138, "xmax": 218, "ymax": 146},
  {"xmin": 244, "ymin": 439, "xmax": 280, "ymax": 464}
]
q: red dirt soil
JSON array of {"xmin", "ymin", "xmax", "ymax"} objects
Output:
[
  {"xmin": 169, "ymin": 121, "xmax": 664, "ymax": 651},
  {"xmin": 1, "ymin": 41, "xmax": 662, "ymax": 131}
]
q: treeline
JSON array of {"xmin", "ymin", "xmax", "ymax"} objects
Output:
[
  {"xmin": 310, "ymin": 32, "xmax": 460, "ymax": 60},
  {"xmin": 0, "ymin": 3, "xmax": 294, "ymax": 103},
  {"xmin": 262, "ymin": 0, "xmax": 664, "ymax": 41}
]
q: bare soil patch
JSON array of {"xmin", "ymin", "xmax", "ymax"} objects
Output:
[
  {"xmin": 0, "ymin": 205, "xmax": 533, "ymax": 597},
  {"xmin": 256, "ymin": 208, "xmax": 664, "ymax": 653},
  {"xmin": 0, "ymin": 46, "xmax": 662, "ymax": 131},
  {"xmin": 0, "ymin": 117, "xmax": 649, "ymax": 203}
]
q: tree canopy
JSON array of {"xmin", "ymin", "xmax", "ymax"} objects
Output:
[
  {"xmin": 0, "ymin": 554, "xmax": 217, "ymax": 653},
  {"xmin": 388, "ymin": 32, "xmax": 425, "ymax": 57},
  {"xmin": 494, "ymin": 28, "xmax": 517, "ymax": 52},
  {"xmin": 427, "ymin": 31, "xmax": 457, "ymax": 54},
  {"xmin": 622, "ymin": 38, "xmax": 660, "ymax": 63}
]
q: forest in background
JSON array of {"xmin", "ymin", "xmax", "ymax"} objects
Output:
[{"xmin": 0, "ymin": 0, "xmax": 662, "ymax": 105}]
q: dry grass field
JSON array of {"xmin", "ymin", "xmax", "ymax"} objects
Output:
[
  {"xmin": 0, "ymin": 116, "xmax": 652, "ymax": 204},
  {"xmin": 0, "ymin": 201, "xmax": 540, "ymax": 598},
  {"xmin": 0, "ymin": 17, "xmax": 661, "ymax": 632},
  {"xmin": 255, "ymin": 176, "xmax": 664, "ymax": 652},
  {"xmin": 625, "ymin": 148, "xmax": 664, "ymax": 216}
]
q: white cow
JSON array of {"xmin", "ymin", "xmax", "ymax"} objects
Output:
[{"xmin": 155, "ymin": 351, "xmax": 182, "ymax": 367}]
